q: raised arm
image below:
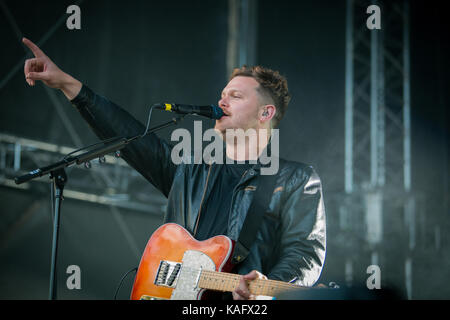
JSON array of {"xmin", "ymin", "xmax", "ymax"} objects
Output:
[
  {"xmin": 23, "ymin": 37, "xmax": 82, "ymax": 100},
  {"xmin": 22, "ymin": 37, "xmax": 178, "ymax": 196}
]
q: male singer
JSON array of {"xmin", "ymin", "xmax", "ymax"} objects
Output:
[{"xmin": 23, "ymin": 37, "xmax": 326, "ymax": 300}]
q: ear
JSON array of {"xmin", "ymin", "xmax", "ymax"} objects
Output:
[{"xmin": 260, "ymin": 104, "xmax": 276, "ymax": 122}]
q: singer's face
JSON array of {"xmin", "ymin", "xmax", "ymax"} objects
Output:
[{"xmin": 215, "ymin": 76, "xmax": 263, "ymax": 135}]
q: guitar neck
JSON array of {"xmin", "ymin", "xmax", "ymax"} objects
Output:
[{"xmin": 198, "ymin": 270, "xmax": 303, "ymax": 297}]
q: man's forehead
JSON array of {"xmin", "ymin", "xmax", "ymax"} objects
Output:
[{"xmin": 222, "ymin": 76, "xmax": 259, "ymax": 93}]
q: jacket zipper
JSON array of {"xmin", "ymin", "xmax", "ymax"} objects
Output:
[
  {"xmin": 227, "ymin": 169, "xmax": 249, "ymax": 209},
  {"xmin": 227, "ymin": 169, "xmax": 252, "ymax": 233},
  {"xmin": 193, "ymin": 164, "xmax": 213, "ymax": 237}
]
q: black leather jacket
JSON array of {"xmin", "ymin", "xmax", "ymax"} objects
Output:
[{"xmin": 71, "ymin": 85, "xmax": 326, "ymax": 286}]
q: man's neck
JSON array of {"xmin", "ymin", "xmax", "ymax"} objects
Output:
[{"xmin": 224, "ymin": 127, "xmax": 271, "ymax": 161}]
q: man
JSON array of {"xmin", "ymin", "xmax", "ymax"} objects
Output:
[{"xmin": 23, "ymin": 37, "xmax": 326, "ymax": 300}]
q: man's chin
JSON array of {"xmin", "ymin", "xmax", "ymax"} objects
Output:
[{"xmin": 213, "ymin": 125, "xmax": 226, "ymax": 139}]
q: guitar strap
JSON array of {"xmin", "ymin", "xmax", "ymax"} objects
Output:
[{"xmin": 231, "ymin": 165, "xmax": 279, "ymax": 265}]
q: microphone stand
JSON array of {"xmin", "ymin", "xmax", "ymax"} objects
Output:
[{"xmin": 14, "ymin": 115, "xmax": 185, "ymax": 300}]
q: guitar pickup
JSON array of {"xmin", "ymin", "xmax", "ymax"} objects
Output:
[{"xmin": 154, "ymin": 260, "xmax": 182, "ymax": 288}]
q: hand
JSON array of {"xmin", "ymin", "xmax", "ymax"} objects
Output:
[
  {"xmin": 23, "ymin": 37, "xmax": 81, "ymax": 100},
  {"xmin": 232, "ymin": 270, "xmax": 268, "ymax": 300}
]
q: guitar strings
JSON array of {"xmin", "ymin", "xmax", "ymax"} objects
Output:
[{"xmin": 161, "ymin": 264, "xmax": 302, "ymax": 294}]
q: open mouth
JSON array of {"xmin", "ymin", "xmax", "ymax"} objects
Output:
[{"xmin": 219, "ymin": 112, "xmax": 230, "ymax": 119}]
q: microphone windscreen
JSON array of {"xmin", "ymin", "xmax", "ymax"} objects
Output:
[{"xmin": 210, "ymin": 105, "xmax": 224, "ymax": 120}]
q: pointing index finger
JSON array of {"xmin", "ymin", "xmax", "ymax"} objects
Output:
[{"xmin": 22, "ymin": 37, "xmax": 46, "ymax": 58}]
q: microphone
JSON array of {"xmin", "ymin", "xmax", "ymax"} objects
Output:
[{"xmin": 155, "ymin": 103, "xmax": 224, "ymax": 120}]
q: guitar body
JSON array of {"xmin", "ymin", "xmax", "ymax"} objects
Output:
[{"xmin": 130, "ymin": 223, "xmax": 235, "ymax": 300}]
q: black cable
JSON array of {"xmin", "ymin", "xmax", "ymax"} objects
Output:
[
  {"xmin": 140, "ymin": 105, "xmax": 156, "ymax": 138},
  {"xmin": 114, "ymin": 267, "xmax": 138, "ymax": 300},
  {"xmin": 62, "ymin": 104, "xmax": 157, "ymax": 162}
]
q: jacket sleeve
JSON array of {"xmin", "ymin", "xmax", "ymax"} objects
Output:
[
  {"xmin": 70, "ymin": 84, "xmax": 177, "ymax": 197},
  {"xmin": 267, "ymin": 166, "xmax": 326, "ymax": 287}
]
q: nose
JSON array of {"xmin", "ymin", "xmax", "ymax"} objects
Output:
[
  {"xmin": 218, "ymin": 96, "xmax": 228, "ymax": 110},
  {"xmin": 219, "ymin": 95, "xmax": 225, "ymax": 105}
]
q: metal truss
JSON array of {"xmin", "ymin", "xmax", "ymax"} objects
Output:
[
  {"xmin": 0, "ymin": 133, "xmax": 167, "ymax": 215},
  {"xmin": 345, "ymin": 0, "xmax": 411, "ymax": 193},
  {"xmin": 342, "ymin": 0, "xmax": 420, "ymax": 299}
]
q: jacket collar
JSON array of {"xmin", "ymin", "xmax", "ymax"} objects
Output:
[{"xmin": 207, "ymin": 138, "xmax": 276, "ymax": 169}]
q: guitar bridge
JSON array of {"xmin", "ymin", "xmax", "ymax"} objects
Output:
[{"xmin": 154, "ymin": 260, "xmax": 182, "ymax": 288}]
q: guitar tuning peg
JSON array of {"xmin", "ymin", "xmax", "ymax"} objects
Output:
[
  {"xmin": 99, "ymin": 156, "xmax": 106, "ymax": 164},
  {"xmin": 115, "ymin": 150, "xmax": 121, "ymax": 158},
  {"xmin": 84, "ymin": 161, "xmax": 92, "ymax": 169}
]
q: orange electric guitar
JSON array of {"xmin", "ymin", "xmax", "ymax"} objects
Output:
[{"xmin": 130, "ymin": 223, "xmax": 305, "ymax": 300}]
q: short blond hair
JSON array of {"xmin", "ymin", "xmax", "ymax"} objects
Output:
[{"xmin": 230, "ymin": 65, "xmax": 291, "ymax": 128}]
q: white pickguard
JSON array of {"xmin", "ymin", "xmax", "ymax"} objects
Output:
[{"xmin": 170, "ymin": 250, "xmax": 216, "ymax": 300}]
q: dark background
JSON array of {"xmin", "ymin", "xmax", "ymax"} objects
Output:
[{"xmin": 0, "ymin": 0, "xmax": 448, "ymax": 299}]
